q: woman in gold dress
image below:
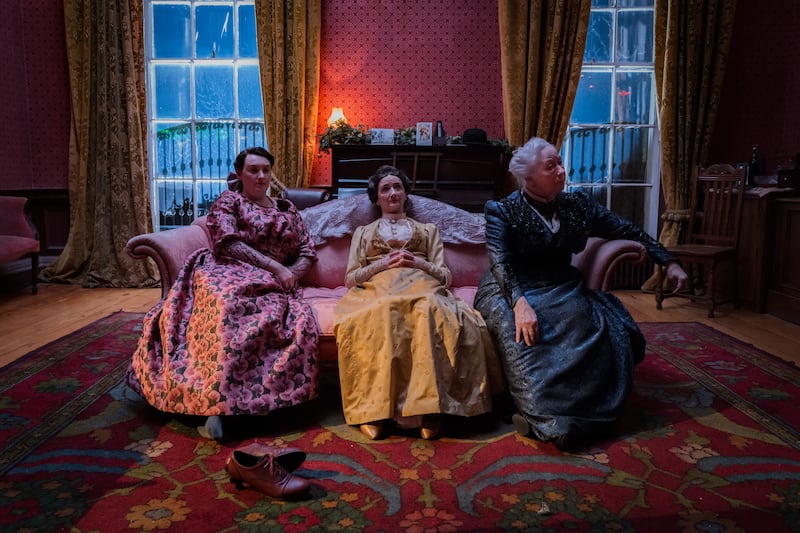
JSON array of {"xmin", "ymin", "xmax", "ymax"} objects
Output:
[{"xmin": 333, "ymin": 165, "xmax": 500, "ymax": 440}]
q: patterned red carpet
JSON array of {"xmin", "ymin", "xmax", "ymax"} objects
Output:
[{"xmin": 2, "ymin": 312, "xmax": 800, "ymax": 532}]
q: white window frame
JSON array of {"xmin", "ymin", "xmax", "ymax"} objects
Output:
[
  {"xmin": 561, "ymin": 2, "xmax": 660, "ymax": 236},
  {"xmin": 144, "ymin": 0, "xmax": 265, "ymax": 231}
]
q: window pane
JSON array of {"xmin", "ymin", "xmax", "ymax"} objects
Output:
[
  {"xmin": 195, "ymin": 65, "xmax": 234, "ymax": 118},
  {"xmin": 153, "ymin": 5, "xmax": 191, "ymax": 58},
  {"xmin": 238, "ymin": 5, "xmax": 257, "ymax": 57},
  {"xmin": 610, "ymin": 187, "xmax": 645, "ymax": 228},
  {"xmin": 237, "ymin": 122, "xmax": 268, "ymax": 151},
  {"xmin": 612, "ymin": 126, "xmax": 653, "ymax": 183},
  {"xmin": 564, "ymin": 126, "xmax": 612, "ymax": 184},
  {"xmin": 591, "ymin": 0, "xmax": 613, "ymax": 6},
  {"xmin": 154, "ymin": 65, "xmax": 191, "ymax": 119},
  {"xmin": 584, "ymin": 11, "xmax": 613, "ymax": 63},
  {"xmin": 196, "ymin": 122, "xmax": 238, "ymax": 178},
  {"xmin": 571, "ymin": 71, "xmax": 612, "ymax": 123},
  {"xmin": 618, "ymin": 0, "xmax": 654, "ymax": 7},
  {"xmin": 157, "ymin": 180, "xmax": 195, "ymax": 228},
  {"xmin": 197, "ymin": 180, "xmax": 228, "ymax": 217},
  {"xmin": 196, "ymin": 5, "xmax": 234, "ymax": 58},
  {"xmin": 614, "ymin": 71, "xmax": 653, "ymax": 124},
  {"xmin": 238, "ymin": 65, "xmax": 263, "ymax": 118},
  {"xmin": 155, "ymin": 122, "xmax": 192, "ymax": 179},
  {"xmin": 568, "ymin": 185, "xmax": 608, "ymax": 207},
  {"xmin": 616, "ymin": 10, "xmax": 653, "ymax": 63}
]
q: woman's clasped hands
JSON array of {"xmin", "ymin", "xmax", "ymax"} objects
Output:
[{"xmin": 383, "ymin": 248, "xmax": 418, "ymax": 270}]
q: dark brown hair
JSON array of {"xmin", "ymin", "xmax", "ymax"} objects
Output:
[
  {"xmin": 367, "ymin": 165, "xmax": 411, "ymax": 204},
  {"xmin": 229, "ymin": 147, "xmax": 276, "ymax": 192}
]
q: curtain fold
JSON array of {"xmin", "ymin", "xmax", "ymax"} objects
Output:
[
  {"xmin": 254, "ymin": 0, "xmax": 322, "ymax": 188},
  {"xmin": 643, "ymin": 1, "xmax": 736, "ymax": 290},
  {"xmin": 42, "ymin": 0, "xmax": 158, "ymax": 288},
  {"xmin": 497, "ymin": 0, "xmax": 591, "ymax": 149}
]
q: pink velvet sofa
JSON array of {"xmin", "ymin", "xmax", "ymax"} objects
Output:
[{"xmin": 126, "ymin": 194, "xmax": 646, "ymax": 363}]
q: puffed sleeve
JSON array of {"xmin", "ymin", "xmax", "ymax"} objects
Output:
[
  {"xmin": 421, "ymin": 223, "xmax": 452, "ymax": 287},
  {"xmin": 206, "ymin": 190, "xmax": 242, "ymax": 252},
  {"xmin": 343, "ymin": 225, "xmax": 368, "ymax": 287},
  {"xmin": 484, "ymin": 200, "xmax": 524, "ymax": 305},
  {"xmin": 289, "ymin": 202, "xmax": 317, "ymax": 262},
  {"xmin": 576, "ymin": 191, "xmax": 677, "ymax": 265}
]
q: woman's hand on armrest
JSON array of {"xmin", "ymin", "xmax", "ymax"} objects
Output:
[{"xmin": 665, "ymin": 261, "xmax": 689, "ymax": 294}]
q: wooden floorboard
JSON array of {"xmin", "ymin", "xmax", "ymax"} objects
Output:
[{"xmin": 1, "ymin": 283, "xmax": 798, "ymax": 369}]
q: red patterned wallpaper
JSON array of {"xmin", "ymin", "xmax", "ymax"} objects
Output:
[
  {"xmin": 2, "ymin": 1, "xmax": 797, "ymax": 191},
  {"xmin": 708, "ymin": 1, "xmax": 800, "ymax": 171},
  {"xmin": 0, "ymin": 0, "xmax": 70, "ymax": 190},
  {"xmin": 311, "ymin": 0, "xmax": 504, "ymax": 186}
]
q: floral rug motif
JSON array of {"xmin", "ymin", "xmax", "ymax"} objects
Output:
[{"xmin": 1, "ymin": 313, "xmax": 800, "ymax": 532}]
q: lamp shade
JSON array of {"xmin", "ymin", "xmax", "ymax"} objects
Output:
[{"xmin": 327, "ymin": 107, "xmax": 347, "ymax": 125}]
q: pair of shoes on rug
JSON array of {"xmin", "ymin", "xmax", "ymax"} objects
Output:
[
  {"xmin": 225, "ymin": 442, "xmax": 310, "ymax": 499},
  {"xmin": 360, "ymin": 421, "xmax": 385, "ymax": 440},
  {"xmin": 197, "ymin": 415, "xmax": 224, "ymax": 441},
  {"xmin": 420, "ymin": 415, "xmax": 441, "ymax": 440}
]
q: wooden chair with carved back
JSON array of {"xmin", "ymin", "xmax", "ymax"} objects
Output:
[{"xmin": 655, "ymin": 164, "xmax": 746, "ymax": 317}]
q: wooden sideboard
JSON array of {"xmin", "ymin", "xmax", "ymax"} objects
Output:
[
  {"xmin": 767, "ymin": 197, "xmax": 800, "ymax": 324},
  {"xmin": 737, "ymin": 188, "xmax": 797, "ymax": 312},
  {"xmin": 330, "ymin": 144, "xmax": 511, "ymax": 212}
]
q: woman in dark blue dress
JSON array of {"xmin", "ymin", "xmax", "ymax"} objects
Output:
[{"xmin": 474, "ymin": 137, "xmax": 688, "ymax": 450}]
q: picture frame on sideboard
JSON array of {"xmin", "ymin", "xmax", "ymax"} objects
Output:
[{"xmin": 416, "ymin": 122, "xmax": 432, "ymax": 146}]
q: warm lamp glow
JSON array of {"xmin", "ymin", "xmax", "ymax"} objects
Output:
[{"xmin": 327, "ymin": 107, "xmax": 347, "ymax": 126}]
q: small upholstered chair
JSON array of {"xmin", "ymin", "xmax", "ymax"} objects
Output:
[
  {"xmin": 655, "ymin": 164, "xmax": 746, "ymax": 317},
  {"xmin": 0, "ymin": 196, "xmax": 41, "ymax": 294}
]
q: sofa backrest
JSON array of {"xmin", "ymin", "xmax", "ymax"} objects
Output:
[
  {"xmin": 300, "ymin": 237, "xmax": 488, "ymax": 289},
  {"xmin": 300, "ymin": 194, "xmax": 489, "ymax": 289}
]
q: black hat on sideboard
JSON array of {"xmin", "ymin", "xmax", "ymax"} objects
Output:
[{"xmin": 462, "ymin": 128, "xmax": 488, "ymax": 145}]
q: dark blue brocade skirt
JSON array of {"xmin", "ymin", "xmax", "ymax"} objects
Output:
[{"xmin": 474, "ymin": 271, "xmax": 646, "ymax": 444}]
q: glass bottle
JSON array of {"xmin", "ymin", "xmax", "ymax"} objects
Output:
[{"xmin": 747, "ymin": 144, "xmax": 760, "ymax": 187}]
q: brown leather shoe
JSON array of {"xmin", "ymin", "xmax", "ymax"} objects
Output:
[
  {"xmin": 234, "ymin": 441, "xmax": 306, "ymax": 472},
  {"xmin": 226, "ymin": 450, "xmax": 310, "ymax": 499},
  {"xmin": 359, "ymin": 421, "xmax": 384, "ymax": 440}
]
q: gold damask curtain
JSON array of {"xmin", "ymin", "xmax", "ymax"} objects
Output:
[
  {"xmin": 497, "ymin": 0, "xmax": 591, "ymax": 148},
  {"xmin": 254, "ymin": 0, "xmax": 322, "ymax": 188},
  {"xmin": 42, "ymin": 1, "xmax": 158, "ymax": 288},
  {"xmin": 653, "ymin": 0, "xmax": 737, "ymax": 248},
  {"xmin": 642, "ymin": 1, "xmax": 736, "ymax": 291}
]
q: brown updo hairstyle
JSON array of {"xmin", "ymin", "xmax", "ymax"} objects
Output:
[
  {"xmin": 367, "ymin": 165, "xmax": 412, "ymax": 206},
  {"xmin": 227, "ymin": 146, "xmax": 276, "ymax": 192}
]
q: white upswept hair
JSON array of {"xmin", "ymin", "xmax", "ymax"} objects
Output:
[{"xmin": 508, "ymin": 137, "xmax": 554, "ymax": 187}]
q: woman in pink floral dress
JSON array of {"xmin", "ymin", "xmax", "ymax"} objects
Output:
[{"xmin": 128, "ymin": 147, "xmax": 319, "ymax": 440}]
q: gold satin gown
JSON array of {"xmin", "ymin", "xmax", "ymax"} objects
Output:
[{"xmin": 333, "ymin": 217, "xmax": 502, "ymax": 426}]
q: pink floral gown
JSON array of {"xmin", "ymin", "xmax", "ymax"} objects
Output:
[{"xmin": 127, "ymin": 190, "xmax": 319, "ymax": 416}]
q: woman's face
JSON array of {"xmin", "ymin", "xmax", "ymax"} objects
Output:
[
  {"xmin": 238, "ymin": 154, "xmax": 273, "ymax": 202},
  {"xmin": 520, "ymin": 145, "xmax": 566, "ymax": 202},
  {"xmin": 376, "ymin": 174, "xmax": 407, "ymax": 215}
]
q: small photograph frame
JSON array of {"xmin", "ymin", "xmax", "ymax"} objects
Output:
[
  {"xmin": 416, "ymin": 122, "xmax": 433, "ymax": 146},
  {"xmin": 370, "ymin": 128, "xmax": 395, "ymax": 145}
]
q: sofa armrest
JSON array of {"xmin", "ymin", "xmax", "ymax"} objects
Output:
[
  {"xmin": 572, "ymin": 237, "xmax": 646, "ymax": 291},
  {"xmin": 126, "ymin": 224, "xmax": 210, "ymax": 299}
]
